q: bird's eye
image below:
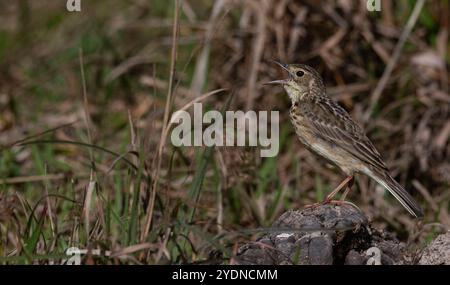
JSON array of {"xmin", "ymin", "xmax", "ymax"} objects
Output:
[{"xmin": 296, "ymin": 70, "xmax": 305, "ymax": 77}]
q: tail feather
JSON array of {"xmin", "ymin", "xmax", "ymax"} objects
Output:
[{"xmin": 367, "ymin": 170, "xmax": 423, "ymax": 218}]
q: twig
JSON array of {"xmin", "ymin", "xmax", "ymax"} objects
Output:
[
  {"xmin": 79, "ymin": 48, "xmax": 98, "ymax": 244},
  {"xmin": 43, "ymin": 163, "xmax": 55, "ymax": 239},
  {"xmin": 141, "ymin": 0, "xmax": 181, "ymax": 243},
  {"xmin": 1, "ymin": 120, "xmax": 79, "ymax": 150},
  {"xmin": 190, "ymin": 0, "xmax": 225, "ymax": 94},
  {"xmin": 364, "ymin": 0, "xmax": 426, "ymax": 122},
  {"xmin": 412, "ymin": 180, "xmax": 439, "ymax": 212},
  {"xmin": 78, "ymin": 48, "xmax": 95, "ymax": 165},
  {"xmin": 245, "ymin": 0, "xmax": 268, "ymax": 110}
]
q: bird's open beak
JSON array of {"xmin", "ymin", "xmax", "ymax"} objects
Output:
[
  {"xmin": 264, "ymin": 79, "xmax": 286, "ymax": 85},
  {"xmin": 263, "ymin": 60, "xmax": 290, "ymax": 85}
]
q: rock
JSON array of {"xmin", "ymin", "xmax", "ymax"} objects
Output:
[
  {"xmin": 235, "ymin": 203, "xmax": 408, "ymax": 265},
  {"xmin": 419, "ymin": 231, "xmax": 450, "ymax": 265},
  {"xmin": 344, "ymin": 250, "xmax": 366, "ymax": 265}
]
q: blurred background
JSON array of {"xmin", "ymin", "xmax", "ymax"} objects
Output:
[{"xmin": 0, "ymin": 0, "xmax": 449, "ymax": 264}]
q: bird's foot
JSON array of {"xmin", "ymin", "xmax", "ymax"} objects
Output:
[{"xmin": 304, "ymin": 199, "xmax": 350, "ymax": 210}]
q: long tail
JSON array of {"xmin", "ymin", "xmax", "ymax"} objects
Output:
[{"xmin": 367, "ymin": 170, "xmax": 423, "ymax": 218}]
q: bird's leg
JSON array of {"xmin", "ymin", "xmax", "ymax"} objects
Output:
[
  {"xmin": 339, "ymin": 176, "xmax": 354, "ymax": 201},
  {"xmin": 323, "ymin": 175, "xmax": 353, "ymax": 203},
  {"xmin": 304, "ymin": 175, "xmax": 353, "ymax": 210}
]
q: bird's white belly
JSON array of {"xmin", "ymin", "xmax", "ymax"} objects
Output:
[{"xmin": 297, "ymin": 132, "xmax": 363, "ymax": 175}]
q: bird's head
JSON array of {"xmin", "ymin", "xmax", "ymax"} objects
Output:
[{"xmin": 265, "ymin": 61, "xmax": 325, "ymax": 102}]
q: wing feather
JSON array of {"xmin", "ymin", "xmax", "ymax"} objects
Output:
[{"xmin": 299, "ymin": 98, "xmax": 389, "ymax": 173}]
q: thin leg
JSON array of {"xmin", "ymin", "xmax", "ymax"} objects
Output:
[
  {"xmin": 324, "ymin": 175, "xmax": 353, "ymax": 202},
  {"xmin": 304, "ymin": 175, "xmax": 354, "ymax": 210},
  {"xmin": 339, "ymin": 176, "xmax": 354, "ymax": 201}
]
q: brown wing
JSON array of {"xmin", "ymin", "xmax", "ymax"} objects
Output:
[
  {"xmin": 295, "ymin": 96, "xmax": 423, "ymax": 217},
  {"xmin": 299, "ymin": 98, "xmax": 389, "ymax": 173}
]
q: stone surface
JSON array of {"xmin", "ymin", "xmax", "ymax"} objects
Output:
[
  {"xmin": 419, "ymin": 231, "xmax": 450, "ymax": 265},
  {"xmin": 235, "ymin": 203, "xmax": 407, "ymax": 265}
]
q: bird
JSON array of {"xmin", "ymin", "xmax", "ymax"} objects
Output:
[{"xmin": 265, "ymin": 61, "xmax": 423, "ymax": 218}]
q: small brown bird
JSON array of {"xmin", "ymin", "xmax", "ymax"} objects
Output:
[{"xmin": 266, "ymin": 61, "xmax": 423, "ymax": 218}]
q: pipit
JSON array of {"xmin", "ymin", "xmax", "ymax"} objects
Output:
[{"xmin": 266, "ymin": 61, "xmax": 423, "ymax": 218}]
